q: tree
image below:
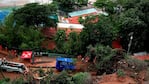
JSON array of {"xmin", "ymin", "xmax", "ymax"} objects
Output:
[
  {"xmin": 75, "ymin": 0, "xmax": 88, "ymax": 9},
  {"xmin": 94, "ymin": 0, "xmax": 116, "ymax": 14},
  {"xmin": 116, "ymin": 0, "xmax": 149, "ymax": 53},
  {"xmin": 55, "ymin": 0, "xmax": 88, "ymax": 13},
  {"xmin": 0, "ymin": 11, "xmax": 45, "ymax": 50},
  {"xmin": 3, "ymin": 13, "xmax": 15, "ymax": 28},
  {"xmin": 0, "ymin": 25, "xmax": 44, "ymax": 50},
  {"xmin": 54, "ymin": 31, "xmax": 82, "ymax": 56},
  {"xmin": 63, "ymin": 32, "xmax": 82, "ymax": 56},
  {"xmin": 13, "ymin": 3, "xmax": 57, "ymax": 28},
  {"xmin": 55, "ymin": 0, "xmax": 75, "ymax": 13},
  {"xmin": 118, "ymin": 9, "xmax": 147, "ymax": 52},
  {"xmin": 79, "ymin": 15, "xmax": 116, "ymax": 54},
  {"xmin": 86, "ymin": 44, "xmax": 126, "ymax": 75},
  {"xmin": 18, "ymin": 26, "xmax": 44, "ymax": 49},
  {"xmin": 54, "ymin": 30, "xmax": 66, "ymax": 53},
  {"xmin": 94, "ymin": 0, "xmax": 149, "ymax": 53}
]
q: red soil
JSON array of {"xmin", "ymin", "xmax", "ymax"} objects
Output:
[
  {"xmin": 0, "ymin": 50, "xmax": 56, "ymax": 80},
  {"xmin": 98, "ymin": 73, "xmax": 136, "ymax": 84},
  {"xmin": 133, "ymin": 55, "xmax": 149, "ymax": 60}
]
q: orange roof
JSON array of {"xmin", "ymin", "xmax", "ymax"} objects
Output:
[
  {"xmin": 67, "ymin": 16, "xmax": 80, "ymax": 24},
  {"xmin": 66, "ymin": 12, "xmax": 97, "ymax": 24}
]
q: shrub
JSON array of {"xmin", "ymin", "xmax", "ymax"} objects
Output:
[
  {"xmin": 126, "ymin": 57, "xmax": 148, "ymax": 72},
  {"xmin": 37, "ymin": 67, "xmax": 45, "ymax": 77},
  {"xmin": 117, "ymin": 69, "xmax": 125, "ymax": 77},
  {"xmin": 53, "ymin": 70, "xmax": 73, "ymax": 84},
  {"xmin": 87, "ymin": 44, "xmax": 126, "ymax": 75},
  {"xmin": 0, "ymin": 78, "xmax": 10, "ymax": 84},
  {"xmin": 72, "ymin": 72, "xmax": 92, "ymax": 84},
  {"xmin": 11, "ymin": 77, "xmax": 26, "ymax": 84},
  {"xmin": 25, "ymin": 72, "xmax": 35, "ymax": 84}
]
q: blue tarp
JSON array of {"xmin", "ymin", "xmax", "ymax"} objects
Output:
[
  {"xmin": 56, "ymin": 57, "xmax": 74, "ymax": 63},
  {"xmin": 0, "ymin": 10, "xmax": 10, "ymax": 22},
  {"xmin": 0, "ymin": 7, "xmax": 18, "ymax": 22}
]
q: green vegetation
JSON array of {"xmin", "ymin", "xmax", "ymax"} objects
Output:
[
  {"xmin": 126, "ymin": 57, "xmax": 148, "ymax": 72},
  {"xmin": 78, "ymin": 15, "xmax": 117, "ymax": 55},
  {"xmin": 86, "ymin": 44, "xmax": 126, "ymax": 74},
  {"xmin": 11, "ymin": 77, "xmax": 26, "ymax": 84},
  {"xmin": 0, "ymin": 78, "xmax": 10, "ymax": 84},
  {"xmin": 52, "ymin": 70, "xmax": 73, "ymax": 84},
  {"xmin": 50, "ymin": 71, "xmax": 92, "ymax": 84},
  {"xmin": 63, "ymin": 32, "xmax": 82, "ymax": 56},
  {"xmin": 55, "ymin": 0, "xmax": 88, "ymax": 13},
  {"xmin": 0, "ymin": 0, "xmax": 149, "ymax": 83},
  {"xmin": 95, "ymin": 0, "xmax": 149, "ymax": 53},
  {"xmin": 0, "ymin": 2, "xmax": 58, "ymax": 50},
  {"xmin": 13, "ymin": 3, "xmax": 57, "ymax": 28},
  {"xmin": 72, "ymin": 72, "xmax": 92, "ymax": 84},
  {"xmin": 54, "ymin": 30, "xmax": 66, "ymax": 53},
  {"xmin": 54, "ymin": 31, "xmax": 82, "ymax": 56},
  {"xmin": 117, "ymin": 69, "xmax": 125, "ymax": 77},
  {"xmin": 0, "ymin": 25, "xmax": 44, "ymax": 50}
]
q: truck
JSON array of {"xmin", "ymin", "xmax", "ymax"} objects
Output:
[
  {"xmin": 0, "ymin": 58, "xmax": 28, "ymax": 73},
  {"xmin": 56, "ymin": 57, "xmax": 76, "ymax": 71}
]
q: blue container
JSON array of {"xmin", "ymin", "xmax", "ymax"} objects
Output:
[{"xmin": 56, "ymin": 57, "xmax": 75, "ymax": 71}]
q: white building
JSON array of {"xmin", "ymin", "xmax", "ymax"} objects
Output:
[{"xmin": 0, "ymin": 0, "xmax": 53, "ymax": 7}]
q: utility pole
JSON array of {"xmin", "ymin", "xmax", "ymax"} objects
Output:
[{"xmin": 127, "ymin": 32, "xmax": 134, "ymax": 55}]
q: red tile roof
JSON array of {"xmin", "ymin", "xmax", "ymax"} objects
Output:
[{"xmin": 67, "ymin": 16, "xmax": 80, "ymax": 24}]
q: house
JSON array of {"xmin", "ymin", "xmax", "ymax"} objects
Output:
[
  {"xmin": 68, "ymin": 8, "xmax": 98, "ymax": 24},
  {"xmin": 59, "ymin": 8, "xmax": 98, "ymax": 24}
]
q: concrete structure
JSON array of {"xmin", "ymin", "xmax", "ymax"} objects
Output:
[
  {"xmin": 57, "ymin": 23, "xmax": 84, "ymax": 36},
  {"xmin": 57, "ymin": 23, "xmax": 84, "ymax": 29}
]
